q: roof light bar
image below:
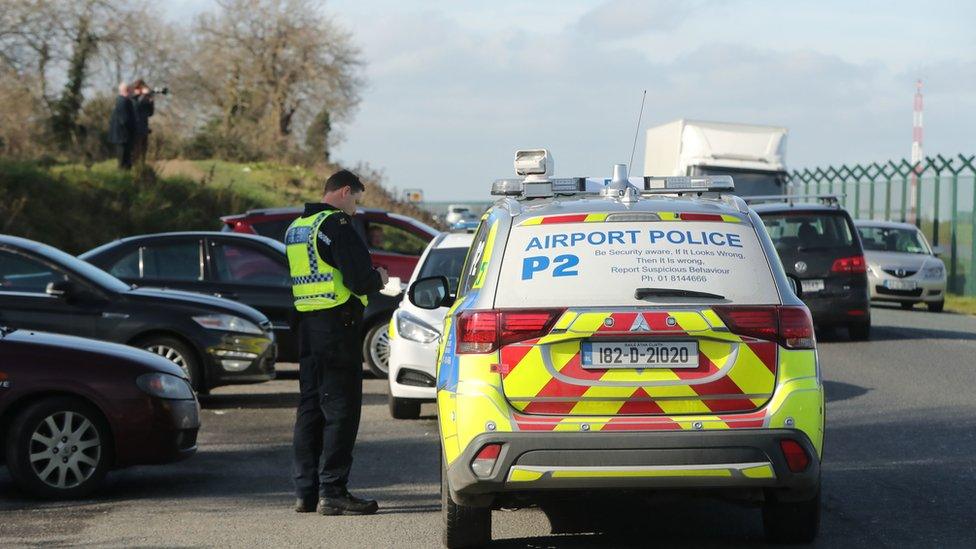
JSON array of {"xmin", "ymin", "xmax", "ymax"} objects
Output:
[{"xmin": 644, "ymin": 175, "xmax": 734, "ymax": 193}]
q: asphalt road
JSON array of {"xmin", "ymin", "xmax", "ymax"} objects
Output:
[{"xmin": 2, "ymin": 305, "xmax": 975, "ymax": 547}]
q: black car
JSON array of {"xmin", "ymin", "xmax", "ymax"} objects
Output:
[
  {"xmin": 1, "ymin": 327, "xmax": 200, "ymax": 498},
  {"xmin": 80, "ymin": 232, "xmax": 403, "ymax": 375},
  {"xmin": 0, "ymin": 235, "xmax": 276, "ymax": 392},
  {"xmin": 750, "ymin": 197, "xmax": 871, "ymax": 340}
]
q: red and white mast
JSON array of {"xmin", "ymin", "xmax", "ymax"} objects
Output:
[{"xmin": 910, "ymin": 79, "xmax": 923, "ymax": 224}]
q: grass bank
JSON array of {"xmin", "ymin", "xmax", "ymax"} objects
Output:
[
  {"xmin": 945, "ymin": 295, "xmax": 976, "ymax": 316},
  {"xmin": 0, "ymin": 159, "xmax": 441, "ymax": 255}
]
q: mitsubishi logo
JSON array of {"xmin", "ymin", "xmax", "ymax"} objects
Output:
[{"xmin": 629, "ymin": 314, "xmax": 651, "ymax": 332}]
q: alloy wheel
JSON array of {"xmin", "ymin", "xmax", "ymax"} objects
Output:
[
  {"xmin": 28, "ymin": 411, "xmax": 101, "ymax": 490},
  {"xmin": 146, "ymin": 344, "xmax": 189, "ymax": 373},
  {"xmin": 370, "ymin": 329, "xmax": 391, "ymax": 375}
]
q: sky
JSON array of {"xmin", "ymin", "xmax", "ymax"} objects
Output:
[{"xmin": 168, "ymin": 1, "xmax": 976, "ymax": 201}]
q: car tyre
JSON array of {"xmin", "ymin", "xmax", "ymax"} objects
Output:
[
  {"xmin": 442, "ymin": 449, "xmax": 491, "ymax": 548},
  {"xmin": 389, "ymin": 394, "xmax": 422, "ymax": 420},
  {"xmin": 762, "ymin": 489, "xmax": 820, "ymax": 543},
  {"xmin": 900, "ymin": 301, "xmax": 915, "ymax": 310},
  {"xmin": 5, "ymin": 396, "xmax": 112, "ymax": 499},
  {"xmin": 137, "ymin": 336, "xmax": 205, "ymax": 393},
  {"xmin": 848, "ymin": 321, "xmax": 870, "ymax": 341},
  {"xmin": 927, "ymin": 300, "xmax": 944, "ymax": 312},
  {"xmin": 363, "ymin": 317, "xmax": 391, "ymax": 378}
]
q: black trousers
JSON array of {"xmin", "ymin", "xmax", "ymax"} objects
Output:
[
  {"xmin": 116, "ymin": 142, "xmax": 132, "ymax": 170},
  {"xmin": 292, "ymin": 304, "xmax": 364, "ymax": 499}
]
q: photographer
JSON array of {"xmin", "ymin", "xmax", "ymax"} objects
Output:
[{"xmin": 130, "ymin": 79, "xmax": 155, "ymax": 166}]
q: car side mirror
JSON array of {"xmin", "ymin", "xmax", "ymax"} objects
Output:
[
  {"xmin": 408, "ymin": 276, "xmax": 454, "ymax": 310},
  {"xmin": 46, "ymin": 280, "xmax": 74, "ymax": 299},
  {"xmin": 785, "ymin": 274, "xmax": 802, "ymax": 299},
  {"xmin": 931, "ymin": 245, "xmax": 946, "ymax": 257}
]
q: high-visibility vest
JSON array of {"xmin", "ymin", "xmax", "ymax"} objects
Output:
[{"xmin": 285, "ymin": 210, "xmax": 368, "ymax": 312}]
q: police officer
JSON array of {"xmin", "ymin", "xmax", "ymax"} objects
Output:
[{"xmin": 286, "ymin": 169, "xmax": 388, "ymax": 515}]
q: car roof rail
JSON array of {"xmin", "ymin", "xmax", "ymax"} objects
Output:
[{"xmin": 743, "ymin": 194, "xmax": 843, "ymax": 207}]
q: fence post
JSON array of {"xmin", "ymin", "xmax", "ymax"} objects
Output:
[
  {"xmin": 928, "ymin": 156, "xmax": 950, "ymax": 247},
  {"xmin": 955, "ymin": 155, "xmax": 976, "ymax": 296},
  {"xmin": 852, "ymin": 166, "xmax": 867, "ymax": 218},
  {"xmin": 884, "ymin": 161, "xmax": 898, "ymax": 220},
  {"xmin": 868, "ymin": 163, "xmax": 881, "ymax": 220},
  {"xmin": 914, "ymin": 160, "xmax": 924, "ymax": 229}
]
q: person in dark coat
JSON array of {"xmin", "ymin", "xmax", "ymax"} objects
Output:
[
  {"xmin": 130, "ymin": 79, "xmax": 154, "ymax": 166},
  {"xmin": 108, "ymin": 82, "xmax": 136, "ymax": 170}
]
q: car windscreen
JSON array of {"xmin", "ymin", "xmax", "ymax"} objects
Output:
[
  {"xmin": 857, "ymin": 226, "xmax": 929, "ymax": 254},
  {"xmin": 495, "ymin": 219, "xmax": 779, "ymax": 307},
  {"xmin": 761, "ymin": 212, "xmax": 854, "ymax": 252},
  {"xmin": 419, "ymin": 247, "xmax": 469, "ymax": 292},
  {"xmin": 37, "ymin": 245, "xmax": 130, "ymax": 292}
]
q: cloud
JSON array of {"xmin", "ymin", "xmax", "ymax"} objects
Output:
[{"xmin": 574, "ymin": 0, "xmax": 706, "ymax": 36}]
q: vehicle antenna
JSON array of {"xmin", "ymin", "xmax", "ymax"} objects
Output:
[{"xmin": 628, "ymin": 89, "xmax": 647, "ymax": 171}]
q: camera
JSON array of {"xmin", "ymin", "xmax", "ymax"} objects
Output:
[{"xmin": 151, "ymin": 86, "xmax": 169, "ymax": 96}]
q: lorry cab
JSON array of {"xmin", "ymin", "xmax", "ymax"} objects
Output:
[
  {"xmin": 643, "ymin": 119, "xmax": 789, "ymax": 197},
  {"xmin": 410, "ymin": 150, "xmax": 824, "ymax": 548}
]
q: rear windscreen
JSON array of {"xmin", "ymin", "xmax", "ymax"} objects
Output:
[
  {"xmin": 761, "ymin": 213, "xmax": 854, "ymax": 252},
  {"xmin": 495, "ymin": 220, "xmax": 780, "ymax": 307}
]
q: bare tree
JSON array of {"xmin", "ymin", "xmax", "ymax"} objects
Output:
[{"xmin": 188, "ymin": 0, "xmax": 363, "ymax": 156}]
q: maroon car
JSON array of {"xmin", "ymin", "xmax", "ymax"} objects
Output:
[
  {"xmin": 220, "ymin": 207, "xmax": 439, "ymax": 280},
  {"xmin": 0, "ymin": 327, "xmax": 200, "ymax": 499}
]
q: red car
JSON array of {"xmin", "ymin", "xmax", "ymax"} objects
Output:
[
  {"xmin": 0, "ymin": 327, "xmax": 199, "ymax": 498},
  {"xmin": 220, "ymin": 207, "xmax": 440, "ymax": 280}
]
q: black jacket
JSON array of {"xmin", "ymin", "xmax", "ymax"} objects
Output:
[
  {"xmin": 304, "ymin": 202, "xmax": 383, "ymax": 297},
  {"xmin": 108, "ymin": 95, "xmax": 136, "ymax": 144},
  {"xmin": 132, "ymin": 95, "xmax": 154, "ymax": 136}
]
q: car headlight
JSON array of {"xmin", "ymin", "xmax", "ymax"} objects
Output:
[
  {"xmin": 397, "ymin": 311, "xmax": 440, "ymax": 343},
  {"xmin": 136, "ymin": 373, "xmax": 195, "ymax": 400},
  {"xmin": 922, "ymin": 265, "xmax": 945, "ymax": 279},
  {"xmin": 192, "ymin": 314, "xmax": 263, "ymax": 334}
]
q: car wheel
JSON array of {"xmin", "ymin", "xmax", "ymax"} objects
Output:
[
  {"xmin": 848, "ymin": 321, "xmax": 871, "ymax": 341},
  {"xmin": 363, "ymin": 318, "xmax": 391, "ymax": 378},
  {"xmin": 900, "ymin": 301, "xmax": 915, "ymax": 310},
  {"xmin": 137, "ymin": 336, "xmax": 205, "ymax": 393},
  {"xmin": 762, "ymin": 489, "xmax": 821, "ymax": 543},
  {"xmin": 389, "ymin": 394, "xmax": 422, "ymax": 420},
  {"xmin": 442, "ymin": 448, "xmax": 491, "ymax": 548},
  {"xmin": 927, "ymin": 300, "xmax": 945, "ymax": 312},
  {"xmin": 5, "ymin": 396, "xmax": 112, "ymax": 499}
]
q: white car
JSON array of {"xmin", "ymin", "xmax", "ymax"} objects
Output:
[
  {"xmin": 445, "ymin": 204, "xmax": 477, "ymax": 226},
  {"xmin": 855, "ymin": 220, "xmax": 947, "ymax": 311},
  {"xmin": 387, "ymin": 230, "xmax": 474, "ymax": 418}
]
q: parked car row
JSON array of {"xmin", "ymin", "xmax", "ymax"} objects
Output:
[{"xmin": 1, "ymin": 205, "xmax": 440, "ymax": 498}]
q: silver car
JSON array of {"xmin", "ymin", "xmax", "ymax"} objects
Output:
[{"xmin": 854, "ymin": 220, "xmax": 946, "ymax": 311}]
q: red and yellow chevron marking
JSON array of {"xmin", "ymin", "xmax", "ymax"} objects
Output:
[
  {"xmin": 497, "ymin": 309, "xmax": 777, "ymax": 419},
  {"xmin": 510, "ymin": 408, "xmax": 768, "ymax": 432},
  {"xmin": 518, "ymin": 212, "xmax": 741, "ymax": 226}
]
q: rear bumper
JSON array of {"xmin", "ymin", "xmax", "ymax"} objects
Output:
[
  {"xmin": 446, "ymin": 429, "xmax": 820, "ymax": 507},
  {"xmin": 804, "ymin": 293, "xmax": 870, "ymax": 325}
]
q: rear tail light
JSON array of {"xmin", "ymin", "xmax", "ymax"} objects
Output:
[
  {"xmin": 779, "ymin": 439, "xmax": 810, "ymax": 473},
  {"xmin": 456, "ymin": 309, "xmax": 563, "ymax": 354},
  {"xmin": 456, "ymin": 312, "xmax": 497, "ymax": 353},
  {"xmin": 831, "ymin": 255, "xmax": 867, "ymax": 273},
  {"xmin": 713, "ymin": 306, "xmax": 815, "ymax": 349},
  {"xmin": 471, "ymin": 443, "xmax": 502, "ymax": 477}
]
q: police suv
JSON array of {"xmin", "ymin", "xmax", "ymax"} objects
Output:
[{"xmin": 408, "ymin": 150, "xmax": 824, "ymax": 547}]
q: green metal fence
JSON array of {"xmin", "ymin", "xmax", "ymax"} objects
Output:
[{"xmin": 790, "ymin": 154, "xmax": 976, "ymax": 296}]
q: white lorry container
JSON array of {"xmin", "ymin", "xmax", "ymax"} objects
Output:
[{"xmin": 643, "ymin": 119, "xmax": 789, "ymax": 196}]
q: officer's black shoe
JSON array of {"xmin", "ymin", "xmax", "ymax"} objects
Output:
[
  {"xmin": 317, "ymin": 490, "xmax": 379, "ymax": 516},
  {"xmin": 295, "ymin": 496, "xmax": 318, "ymax": 513}
]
